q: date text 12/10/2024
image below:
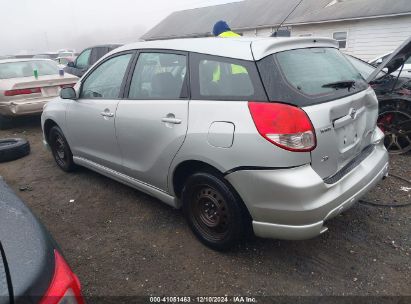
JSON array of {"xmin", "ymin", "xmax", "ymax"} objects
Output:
[{"xmin": 150, "ymin": 296, "xmax": 257, "ymax": 303}]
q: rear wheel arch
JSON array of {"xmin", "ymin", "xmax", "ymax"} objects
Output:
[
  {"xmin": 172, "ymin": 160, "xmax": 252, "ymax": 218},
  {"xmin": 172, "ymin": 160, "xmax": 223, "ymax": 199}
]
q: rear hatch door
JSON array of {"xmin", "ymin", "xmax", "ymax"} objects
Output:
[
  {"xmin": 257, "ymin": 46, "xmax": 378, "ymax": 179},
  {"xmin": 303, "ymin": 88, "xmax": 378, "ymax": 178}
]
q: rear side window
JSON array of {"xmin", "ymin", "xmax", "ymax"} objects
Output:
[
  {"xmin": 257, "ymin": 48, "xmax": 368, "ymax": 107},
  {"xmin": 190, "ymin": 53, "xmax": 267, "ymax": 101},
  {"xmin": 128, "ymin": 52, "xmax": 187, "ymax": 100}
]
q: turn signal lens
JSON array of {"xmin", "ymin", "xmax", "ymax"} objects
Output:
[{"xmin": 248, "ymin": 101, "xmax": 316, "ymax": 152}]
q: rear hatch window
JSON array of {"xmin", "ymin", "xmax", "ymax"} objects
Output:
[{"xmin": 257, "ymin": 48, "xmax": 369, "ymax": 107}]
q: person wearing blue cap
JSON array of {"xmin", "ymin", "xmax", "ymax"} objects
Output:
[
  {"xmin": 212, "ymin": 20, "xmax": 240, "ymax": 37},
  {"xmin": 211, "ymin": 21, "xmax": 246, "ymax": 82}
]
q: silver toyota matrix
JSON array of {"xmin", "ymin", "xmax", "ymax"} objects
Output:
[{"xmin": 42, "ymin": 37, "xmax": 389, "ymax": 250}]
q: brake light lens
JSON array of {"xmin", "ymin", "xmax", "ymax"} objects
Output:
[
  {"xmin": 60, "ymin": 83, "xmax": 76, "ymax": 89},
  {"xmin": 4, "ymin": 87, "xmax": 41, "ymax": 96},
  {"xmin": 248, "ymin": 101, "xmax": 316, "ymax": 152},
  {"xmin": 40, "ymin": 250, "xmax": 85, "ymax": 304}
]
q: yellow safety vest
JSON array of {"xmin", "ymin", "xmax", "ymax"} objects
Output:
[
  {"xmin": 218, "ymin": 31, "xmax": 241, "ymax": 38},
  {"xmin": 213, "ymin": 31, "xmax": 247, "ymax": 80}
]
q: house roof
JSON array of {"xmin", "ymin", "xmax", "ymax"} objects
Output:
[
  {"xmin": 142, "ymin": 0, "xmax": 411, "ymax": 40},
  {"xmin": 141, "ymin": 2, "xmax": 243, "ymax": 40},
  {"xmin": 287, "ymin": 0, "xmax": 411, "ymax": 25}
]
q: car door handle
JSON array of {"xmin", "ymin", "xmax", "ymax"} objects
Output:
[
  {"xmin": 161, "ymin": 117, "xmax": 182, "ymax": 124},
  {"xmin": 101, "ymin": 112, "xmax": 114, "ymax": 118}
]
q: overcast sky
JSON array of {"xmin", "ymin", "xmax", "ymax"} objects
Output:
[{"xmin": 0, "ymin": 0, "xmax": 241, "ymax": 55}]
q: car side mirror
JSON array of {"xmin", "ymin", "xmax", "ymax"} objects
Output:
[
  {"xmin": 60, "ymin": 87, "xmax": 77, "ymax": 100},
  {"xmin": 67, "ymin": 61, "xmax": 75, "ymax": 68}
]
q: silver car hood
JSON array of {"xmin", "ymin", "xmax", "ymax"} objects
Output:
[{"xmin": 367, "ymin": 36, "xmax": 411, "ymax": 82}]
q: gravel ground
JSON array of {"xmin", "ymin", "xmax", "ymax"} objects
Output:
[{"xmin": 0, "ymin": 117, "xmax": 410, "ymax": 298}]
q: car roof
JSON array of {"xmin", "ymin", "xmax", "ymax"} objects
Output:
[
  {"xmin": 0, "ymin": 58, "xmax": 54, "ymax": 64},
  {"xmin": 115, "ymin": 37, "xmax": 338, "ymax": 61},
  {"xmin": 89, "ymin": 44, "xmax": 122, "ymax": 49}
]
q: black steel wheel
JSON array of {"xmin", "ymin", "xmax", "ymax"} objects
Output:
[
  {"xmin": 182, "ymin": 172, "xmax": 249, "ymax": 251},
  {"xmin": 49, "ymin": 126, "xmax": 75, "ymax": 172},
  {"xmin": 378, "ymin": 103, "xmax": 411, "ymax": 154}
]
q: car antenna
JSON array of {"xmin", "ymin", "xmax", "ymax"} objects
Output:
[{"xmin": 273, "ymin": 0, "xmax": 304, "ymax": 35}]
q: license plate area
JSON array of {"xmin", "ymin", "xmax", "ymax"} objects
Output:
[
  {"xmin": 41, "ymin": 86, "xmax": 59, "ymax": 97},
  {"xmin": 333, "ymin": 108, "xmax": 366, "ymax": 153}
]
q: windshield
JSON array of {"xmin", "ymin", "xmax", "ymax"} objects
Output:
[
  {"xmin": 0, "ymin": 60, "xmax": 59, "ymax": 79},
  {"xmin": 345, "ymin": 55, "xmax": 386, "ymax": 80}
]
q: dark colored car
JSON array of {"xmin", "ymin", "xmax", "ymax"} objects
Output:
[
  {"xmin": 345, "ymin": 38, "xmax": 411, "ymax": 154},
  {"xmin": 64, "ymin": 44, "xmax": 121, "ymax": 77},
  {"xmin": 0, "ymin": 177, "xmax": 84, "ymax": 304}
]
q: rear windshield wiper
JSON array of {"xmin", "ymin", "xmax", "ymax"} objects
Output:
[{"xmin": 322, "ymin": 80, "xmax": 356, "ymax": 89}]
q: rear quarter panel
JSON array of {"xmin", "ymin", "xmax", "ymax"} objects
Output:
[{"xmin": 168, "ymin": 100, "xmax": 311, "ymax": 194}]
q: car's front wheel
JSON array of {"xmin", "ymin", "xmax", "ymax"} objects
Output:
[
  {"xmin": 182, "ymin": 172, "xmax": 249, "ymax": 251},
  {"xmin": 49, "ymin": 126, "xmax": 76, "ymax": 172}
]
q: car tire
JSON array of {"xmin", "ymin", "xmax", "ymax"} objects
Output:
[
  {"xmin": 49, "ymin": 126, "xmax": 76, "ymax": 172},
  {"xmin": 182, "ymin": 172, "xmax": 249, "ymax": 251},
  {"xmin": 0, "ymin": 138, "xmax": 30, "ymax": 162},
  {"xmin": 378, "ymin": 102, "xmax": 411, "ymax": 154},
  {"xmin": 0, "ymin": 114, "xmax": 13, "ymax": 130}
]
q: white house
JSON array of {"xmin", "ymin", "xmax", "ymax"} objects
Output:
[{"xmin": 142, "ymin": 0, "xmax": 411, "ymax": 61}]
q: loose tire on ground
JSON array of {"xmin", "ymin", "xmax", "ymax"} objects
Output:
[
  {"xmin": 182, "ymin": 172, "xmax": 250, "ymax": 251},
  {"xmin": 48, "ymin": 126, "xmax": 76, "ymax": 172},
  {"xmin": 0, "ymin": 138, "xmax": 30, "ymax": 162}
]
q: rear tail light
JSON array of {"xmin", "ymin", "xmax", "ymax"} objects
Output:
[
  {"xmin": 60, "ymin": 83, "xmax": 76, "ymax": 89},
  {"xmin": 248, "ymin": 101, "xmax": 316, "ymax": 152},
  {"xmin": 40, "ymin": 250, "xmax": 85, "ymax": 304},
  {"xmin": 4, "ymin": 87, "xmax": 41, "ymax": 96}
]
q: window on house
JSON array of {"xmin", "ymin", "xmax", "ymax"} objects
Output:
[{"xmin": 333, "ymin": 32, "xmax": 347, "ymax": 49}]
